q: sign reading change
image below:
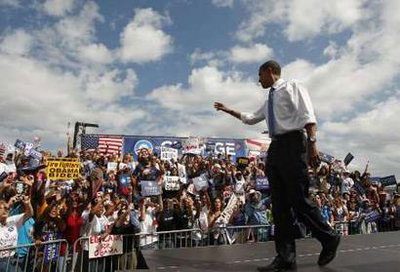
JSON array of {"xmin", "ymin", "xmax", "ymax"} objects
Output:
[{"xmin": 46, "ymin": 158, "xmax": 80, "ymax": 180}]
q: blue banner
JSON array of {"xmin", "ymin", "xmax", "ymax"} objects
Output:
[
  {"xmin": 379, "ymin": 175, "xmax": 397, "ymax": 187},
  {"xmin": 122, "ymin": 135, "xmax": 247, "ymax": 160}
]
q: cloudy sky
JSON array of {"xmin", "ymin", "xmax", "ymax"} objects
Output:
[{"xmin": 0, "ymin": 0, "xmax": 399, "ymax": 177}]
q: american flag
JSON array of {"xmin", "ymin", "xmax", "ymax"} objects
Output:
[{"xmin": 81, "ymin": 135, "xmax": 124, "ymax": 155}]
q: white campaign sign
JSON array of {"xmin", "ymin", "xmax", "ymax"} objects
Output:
[
  {"xmin": 178, "ymin": 163, "xmax": 187, "ymax": 184},
  {"xmin": 218, "ymin": 194, "xmax": 239, "ymax": 224},
  {"xmin": 107, "ymin": 162, "xmax": 118, "ymax": 172},
  {"xmin": 164, "ymin": 176, "xmax": 180, "ymax": 191},
  {"xmin": 160, "ymin": 147, "xmax": 178, "ymax": 161},
  {"xmin": 88, "ymin": 235, "xmax": 123, "ymax": 259},
  {"xmin": 182, "ymin": 137, "xmax": 203, "ymax": 155},
  {"xmin": 193, "ymin": 174, "xmax": 209, "ymax": 191}
]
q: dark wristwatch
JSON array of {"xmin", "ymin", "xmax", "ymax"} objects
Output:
[{"xmin": 307, "ymin": 136, "xmax": 317, "ymax": 143}]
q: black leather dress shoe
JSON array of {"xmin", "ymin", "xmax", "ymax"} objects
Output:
[
  {"xmin": 257, "ymin": 257, "xmax": 297, "ymax": 272},
  {"xmin": 318, "ymin": 235, "xmax": 341, "ymax": 266}
]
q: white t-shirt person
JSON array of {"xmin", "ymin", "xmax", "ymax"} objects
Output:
[{"xmin": 0, "ymin": 214, "xmax": 24, "ymax": 258}]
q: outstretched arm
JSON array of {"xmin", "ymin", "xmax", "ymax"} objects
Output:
[
  {"xmin": 214, "ymin": 102, "xmax": 241, "ymax": 120},
  {"xmin": 214, "ymin": 102, "xmax": 265, "ymax": 125}
]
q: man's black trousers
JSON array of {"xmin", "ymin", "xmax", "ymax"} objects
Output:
[{"xmin": 266, "ymin": 131, "xmax": 335, "ymax": 263}]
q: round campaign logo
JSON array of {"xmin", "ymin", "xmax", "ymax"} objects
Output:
[{"xmin": 134, "ymin": 140, "xmax": 153, "ymax": 155}]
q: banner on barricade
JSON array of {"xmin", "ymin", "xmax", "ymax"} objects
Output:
[
  {"xmin": 141, "ymin": 180, "xmax": 161, "ymax": 196},
  {"xmin": 256, "ymin": 177, "xmax": 269, "ymax": 190},
  {"xmin": 379, "ymin": 175, "xmax": 397, "ymax": 187},
  {"xmin": 89, "ymin": 235, "xmax": 123, "ymax": 259},
  {"xmin": 46, "ymin": 158, "xmax": 80, "ymax": 180},
  {"xmin": 160, "ymin": 146, "xmax": 178, "ymax": 161},
  {"xmin": 218, "ymin": 193, "xmax": 239, "ymax": 224},
  {"xmin": 164, "ymin": 176, "xmax": 180, "ymax": 191},
  {"xmin": 193, "ymin": 174, "xmax": 208, "ymax": 191},
  {"xmin": 364, "ymin": 210, "xmax": 381, "ymax": 223},
  {"xmin": 43, "ymin": 232, "xmax": 61, "ymax": 263}
]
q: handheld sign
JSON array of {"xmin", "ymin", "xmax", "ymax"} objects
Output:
[
  {"xmin": 343, "ymin": 153, "xmax": 354, "ymax": 166},
  {"xmin": 164, "ymin": 176, "xmax": 180, "ymax": 191},
  {"xmin": 182, "ymin": 137, "xmax": 203, "ymax": 155},
  {"xmin": 256, "ymin": 177, "xmax": 269, "ymax": 191},
  {"xmin": 141, "ymin": 180, "xmax": 161, "ymax": 196},
  {"xmin": 160, "ymin": 146, "xmax": 178, "ymax": 161},
  {"xmin": 218, "ymin": 194, "xmax": 239, "ymax": 224},
  {"xmin": 14, "ymin": 139, "xmax": 26, "ymax": 150},
  {"xmin": 46, "ymin": 158, "xmax": 80, "ymax": 180},
  {"xmin": 319, "ymin": 152, "xmax": 335, "ymax": 164},
  {"xmin": 193, "ymin": 174, "xmax": 209, "ymax": 191},
  {"xmin": 89, "ymin": 235, "xmax": 123, "ymax": 259},
  {"xmin": 236, "ymin": 157, "xmax": 249, "ymax": 171}
]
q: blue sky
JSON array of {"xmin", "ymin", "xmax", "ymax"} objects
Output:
[{"xmin": 0, "ymin": 0, "xmax": 399, "ymax": 178}]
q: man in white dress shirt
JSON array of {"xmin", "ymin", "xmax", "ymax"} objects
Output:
[{"xmin": 214, "ymin": 60, "xmax": 340, "ymax": 271}]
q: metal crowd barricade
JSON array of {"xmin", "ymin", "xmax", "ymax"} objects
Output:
[
  {"xmin": 136, "ymin": 224, "xmax": 271, "ymax": 251},
  {"xmin": 72, "ymin": 234, "xmax": 138, "ymax": 272},
  {"xmin": 0, "ymin": 239, "xmax": 69, "ymax": 272}
]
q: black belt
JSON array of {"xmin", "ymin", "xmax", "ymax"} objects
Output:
[{"xmin": 271, "ymin": 130, "xmax": 304, "ymax": 141}]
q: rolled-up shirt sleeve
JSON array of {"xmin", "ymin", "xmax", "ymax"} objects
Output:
[
  {"xmin": 294, "ymin": 81, "xmax": 317, "ymax": 127},
  {"xmin": 240, "ymin": 102, "xmax": 266, "ymax": 125}
]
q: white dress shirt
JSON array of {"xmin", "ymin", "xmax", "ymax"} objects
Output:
[{"xmin": 240, "ymin": 78, "xmax": 317, "ymax": 137}]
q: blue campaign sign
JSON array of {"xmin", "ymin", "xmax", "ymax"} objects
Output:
[
  {"xmin": 14, "ymin": 139, "xmax": 26, "ymax": 150},
  {"xmin": 141, "ymin": 180, "xmax": 161, "ymax": 196},
  {"xmin": 319, "ymin": 152, "xmax": 335, "ymax": 164},
  {"xmin": 256, "ymin": 177, "xmax": 269, "ymax": 190}
]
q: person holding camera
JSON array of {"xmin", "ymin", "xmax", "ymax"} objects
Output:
[
  {"xmin": 0, "ymin": 194, "xmax": 33, "ymax": 271},
  {"xmin": 215, "ymin": 60, "xmax": 340, "ymax": 271}
]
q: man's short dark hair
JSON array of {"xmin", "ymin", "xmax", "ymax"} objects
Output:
[{"xmin": 260, "ymin": 60, "xmax": 281, "ymax": 75}]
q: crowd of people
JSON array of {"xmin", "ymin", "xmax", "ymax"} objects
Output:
[{"xmin": 0, "ymin": 139, "xmax": 399, "ymax": 271}]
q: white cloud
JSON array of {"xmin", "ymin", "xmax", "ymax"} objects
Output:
[
  {"xmin": 118, "ymin": 8, "xmax": 173, "ymax": 63},
  {"xmin": 43, "ymin": 0, "xmax": 75, "ymax": 17},
  {"xmin": 320, "ymin": 93, "xmax": 400, "ymax": 177},
  {"xmin": 236, "ymin": 0, "xmax": 365, "ymax": 42},
  {"xmin": 230, "ymin": 43, "xmax": 273, "ymax": 63},
  {"xmin": 82, "ymin": 68, "xmax": 138, "ymax": 104},
  {"xmin": 212, "ymin": 0, "xmax": 234, "ymax": 8},
  {"xmin": 0, "ymin": 53, "xmax": 145, "ymax": 148},
  {"xmin": 0, "ymin": 1, "xmax": 146, "ymax": 150},
  {"xmin": 78, "ymin": 43, "xmax": 113, "ymax": 64},
  {"xmin": 0, "ymin": 29, "xmax": 32, "ymax": 55},
  {"xmin": 147, "ymin": 65, "xmax": 266, "ymax": 138}
]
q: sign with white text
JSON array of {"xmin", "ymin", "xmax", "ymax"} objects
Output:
[{"xmin": 89, "ymin": 235, "xmax": 123, "ymax": 259}]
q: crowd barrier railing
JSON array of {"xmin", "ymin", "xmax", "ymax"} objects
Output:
[
  {"xmin": 0, "ymin": 239, "xmax": 69, "ymax": 272},
  {"xmin": 1, "ymin": 220, "xmax": 399, "ymax": 272}
]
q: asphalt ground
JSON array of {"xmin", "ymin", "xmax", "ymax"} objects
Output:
[{"xmin": 142, "ymin": 231, "xmax": 400, "ymax": 272}]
